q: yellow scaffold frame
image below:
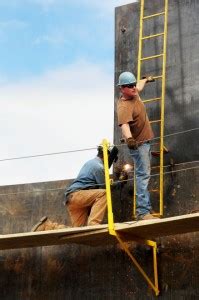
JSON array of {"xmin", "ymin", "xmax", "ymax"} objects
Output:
[{"xmin": 102, "ymin": 139, "xmax": 159, "ymax": 296}]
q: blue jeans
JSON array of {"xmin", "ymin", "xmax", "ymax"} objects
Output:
[{"xmin": 130, "ymin": 142, "xmax": 152, "ymax": 217}]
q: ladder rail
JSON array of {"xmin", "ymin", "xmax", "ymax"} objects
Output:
[
  {"xmin": 134, "ymin": 0, "xmax": 168, "ymax": 218},
  {"xmin": 160, "ymin": 0, "xmax": 168, "ymax": 215}
]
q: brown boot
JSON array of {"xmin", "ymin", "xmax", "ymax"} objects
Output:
[
  {"xmin": 31, "ymin": 217, "xmax": 67, "ymax": 232},
  {"xmin": 138, "ymin": 213, "xmax": 160, "ymax": 220},
  {"xmin": 31, "ymin": 216, "xmax": 48, "ymax": 231},
  {"xmin": 45, "ymin": 221, "xmax": 66, "ymax": 230}
]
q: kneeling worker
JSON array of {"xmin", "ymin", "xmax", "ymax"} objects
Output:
[{"xmin": 32, "ymin": 145, "xmax": 118, "ymax": 231}]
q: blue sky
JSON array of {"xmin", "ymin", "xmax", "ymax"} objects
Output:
[
  {"xmin": 0, "ymin": 0, "xmax": 134, "ymax": 185},
  {"xmin": 0, "ymin": 0, "xmax": 118, "ymax": 80}
]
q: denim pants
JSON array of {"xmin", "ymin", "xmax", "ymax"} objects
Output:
[{"xmin": 130, "ymin": 142, "xmax": 152, "ymax": 217}]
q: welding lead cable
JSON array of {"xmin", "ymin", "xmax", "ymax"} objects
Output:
[
  {"xmin": 113, "ymin": 164, "xmax": 199, "ymax": 185},
  {"xmin": 0, "ymin": 147, "xmax": 96, "ymax": 162},
  {"xmin": 114, "ymin": 127, "xmax": 199, "ymax": 149},
  {"xmin": 0, "ymin": 127, "xmax": 198, "ymax": 162},
  {"xmin": 126, "ymin": 160, "xmax": 199, "ymax": 174},
  {"xmin": 0, "ymin": 163, "xmax": 198, "ymax": 197}
]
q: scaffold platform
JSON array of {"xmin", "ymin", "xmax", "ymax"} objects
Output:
[{"xmin": 0, "ymin": 212, "xmax": 198, "ymax": 250}]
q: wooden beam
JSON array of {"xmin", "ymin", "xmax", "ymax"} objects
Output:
[{"xmin": 0, "ymin": 213, "xmax": 198, "ymax": 250}]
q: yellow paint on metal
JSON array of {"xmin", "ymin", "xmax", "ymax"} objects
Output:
[
  {"xmin": 141, "ymin": 53, "xmax": 163, "ymax": 61},
  {"xmin": 160, "ymin": 0, "xmax": 168, "ymax": 216},
  {"xmin": 142, "ymin": 32, "xmax": 164, "ymax": 40},
  {"xmin": 133, "ymin": 169, "xmax": 136, "ymax": 218},
  {"xmin": 153, "ymin": 243, "xmax": 159, "ymax": 294},
  {"xmin": 134, "ymin": 0, "xmax": 144, "ymax": 219},
  {"xmin": 102, "ymin": 139, "xmax": 116, "ymax": 236},
  {"xmin": 137, "ymin": 0, "xmax": 144, "ymax": 81},
  {"xmin": 153, "ymin": 75, "xmax": 163, "ymax": 80},
  {"xmin": 150, "ymin": 119, "xmax": 161, "ymax": 124},
  {"xmin": 116, "ymin": 234, "xmax": 159, "ymax": 296},
  {"xmin": 134, "ymin": 0, "xmax": 169, "ymax": 219},
  {"xmin": 143, "ymin": 11, "xmax": 165, "ymax": 19},
  {"xmin": 143, "ymin": 97, "xmax": 161, "ymax": 104},
  {"xmin": 102, "ymin": 138, "xmax": 159, "ymax": 295}
]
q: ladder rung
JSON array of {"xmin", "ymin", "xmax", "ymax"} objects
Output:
[
  {"xmin": 153, "ymin": 75, "xmax": 163, "ymax": 80},
  {"xmin": 152, "ymin": 213, "xmax": 161, "ymax": 217},
  {"xmin": 150, "ymin": 120, "xmax": 161, "ymax": 124},
  {"xmin": 151, "ymin": 146, "xmax": 169, "ymax": 157},
  {"xmin": 143, "ymin": 97, "xmax": 161, "ymax": 103},
  {"xmin": 143, "ymin": 11, "xmax": 165, "ymax": 20},
  {"xmin": 150, "ymin": 189, "xmax": 159, "ymax": 193},
  {"xmin": 152, "ymin": 145, "xmax": 169, "ymax": 152},
  {"xmin": 141, "ymin": 54, "xmax": 163, "ymax": 61},
  {"xmin": 151, "ymin": 165, "xmax": 160, "ymax": 170},
  {"xmin": 142, "ymin": 32, "xmax": 164, "ymax": 40}
]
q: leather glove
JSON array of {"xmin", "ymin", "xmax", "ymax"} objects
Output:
[
  {"xmin": 142, "ymin": 75, "xmax": 155, "ymax": 83},
  {"xmin": 126, "ymin": 137, "xmax": 138, "ymax": 150}
]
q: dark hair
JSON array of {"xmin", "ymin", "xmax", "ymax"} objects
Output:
[{"xmin": 97, "ymin": 146, "xmax": 110, "ymax": 158}]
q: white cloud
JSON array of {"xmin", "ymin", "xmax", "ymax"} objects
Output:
[{"xmin": 0, "ymin": 61, "xmax": 114, "ymax": 185}]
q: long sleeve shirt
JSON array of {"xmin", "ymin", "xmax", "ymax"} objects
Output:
[{"xmin": 64, "ymin": 157, "xmax": 105, "ymax": 202}]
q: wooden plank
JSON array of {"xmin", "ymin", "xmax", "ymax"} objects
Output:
[
  {"xmin": 0, "ymin": 213, "xmax": 198, "ymax": 250},
  {"xmin": 115, "ymin": 213, "xmax": 199, "ymax": 239},
  {"xmin": 0, "ymin": 224, "xmax": 109, "ymax": 250}
]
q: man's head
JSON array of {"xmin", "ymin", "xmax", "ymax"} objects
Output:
[
  {"xmin": 97, "ymin": 146, "xmax": 109, "ymax": 159},
  {"xmin": 97, "ymin": 145, "xmax": 119, "ymax": 168},
  {"xmin": 117, "ymin": 71, "xmax": 137, "ymax": 99}
]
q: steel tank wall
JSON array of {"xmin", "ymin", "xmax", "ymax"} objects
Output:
[{"xmin": 0, "ymin": 179, "xmax": 198, "ymax": 300}]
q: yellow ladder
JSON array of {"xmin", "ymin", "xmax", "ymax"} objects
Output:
[{"xmin": 133, "ymin": 0, "xmax": 169, "ymax": 218}]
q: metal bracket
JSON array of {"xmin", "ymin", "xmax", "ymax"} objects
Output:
[{"xmin": 115, "ymin": 233, "xmax": 159, "ymax": 296}]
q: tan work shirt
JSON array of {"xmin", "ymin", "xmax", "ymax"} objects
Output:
[{"xmin": 117, "ymin": 95, "xmax": 154, "ymax": 143}]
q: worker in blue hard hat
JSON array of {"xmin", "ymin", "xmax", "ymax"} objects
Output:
[{"xmin": 117, "ymin": 71, "xmax": 157, "ymax": 220}]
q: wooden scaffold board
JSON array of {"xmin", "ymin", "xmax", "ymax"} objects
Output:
[{"xmin": 0, "ymin": 213, "xmax": 198, "ymax": 250}]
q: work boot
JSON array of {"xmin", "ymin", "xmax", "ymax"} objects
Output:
[
  {"xmin": 31, "ymin": 216, "xmax": 48, "ymax": 231},
  {"xmin": 44, "ymin": 221, "xmax": 66, "ymax": 230},
  {"xmin": 31, "ymin": 216, "xmax": 67, "ymax": 232},
  {"xmin": 138, "ymin": 213, "xmax": 160, "ymax": 221}
]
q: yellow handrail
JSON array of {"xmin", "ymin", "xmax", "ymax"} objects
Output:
[
  {"xmin": 102, "ymin": 139, "xmax": 115, "ymax": 235},
  {"xmin": 160, "ymin": 0, "xmax": 168, "ymax": 216},
  {"xmin": 102, "ymin": 139, "xmax": 159, "ymax": 295}
]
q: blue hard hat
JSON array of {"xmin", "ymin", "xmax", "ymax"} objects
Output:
[{"xmin": 117, "ymin": 71, "xmax": 137, "ymax": 86}]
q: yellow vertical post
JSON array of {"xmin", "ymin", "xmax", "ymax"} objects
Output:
[
  {"xmin": 102, "ymin": 139, "xmax": 115, "ymax": 235},
  {"xmin": 102, "ymin": 140, "xmax": 159, "ymax": 296},
  {"xmin": 137, "ymin": 0, "xmax": 144, "ymax": 81},
  {"xmin": 133, "ymin": 0, "xmax": 144, "ymax": 219},
  {"xmin": 153, "ymin": 242, "xmax": 159, "ymax": 291},
  {"xmin": 133, "ymin": 169, "xmax": 136, "ymax": 218},
  {"xmin": 160, "ymin": 0, "xmax": 168, "ymax": 216}
]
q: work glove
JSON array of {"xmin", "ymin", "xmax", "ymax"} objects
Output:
[
  {"xmin": 126, "ymin": 137, "xmax": 138, "ymax": 150},
  {"xmin": 142, "ymin": 75, "xmax": 155, "ymax": 83}
]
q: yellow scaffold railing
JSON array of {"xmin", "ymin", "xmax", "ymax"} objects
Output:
[{"xmin": 102, "ymin": 139, "xmax": 159, "ymax": 296}]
